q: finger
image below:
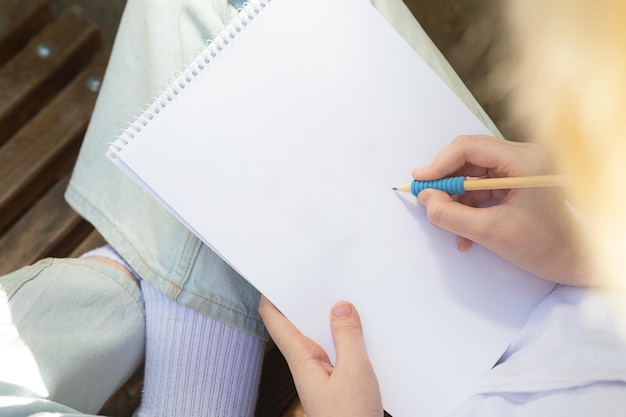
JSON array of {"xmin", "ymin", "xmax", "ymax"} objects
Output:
[
  {"xmin": 457, "ymin": 235, "xmax": 474, "ymax": 251},
  {"xmin": 417, "ymin": 189, "xmax": 491, "ymax": 244},
  {"xmin": 259, "ymin": 296, "xmax": 326, "ymax": 365},
  {"xmin": 456, "ymin": 189, "xmax": 497, "ymax": 208},
  {"xmin": 412, "ymin": 135, "xmax": 525, "ymax": 180},
  {"xmin": 329, "ymin": 302, "xmax": 370, "ymax": 370},
  {"xmin": 258, "ymin": 296, "xmax": 299, "ymax": 349}
]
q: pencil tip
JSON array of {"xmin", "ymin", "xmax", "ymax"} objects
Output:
[{"xmin": 392, "ymin": 187, "xmax": 397, "ymax": 191}]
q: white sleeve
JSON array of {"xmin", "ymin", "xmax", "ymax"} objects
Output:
[
  {"xmin": 450, "ymin": 285, "xmax": 626, "ymax": 416},
  {"xmin": 451, "ymin": 382, "xmax": 626, "ymax": 417}
]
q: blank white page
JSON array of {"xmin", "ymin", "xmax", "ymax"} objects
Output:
[{"xmin": 109, "ymin": 0, "xmax": 554, "ymax": 415}]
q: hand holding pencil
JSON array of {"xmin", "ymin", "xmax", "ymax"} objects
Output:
[
  {"xmin": 393, "ymin": 174, "xmax": 567, "ymax": 196},
  {"xmin": 407, "ymin": 135, "xmax": 591, "ymax": 287}
]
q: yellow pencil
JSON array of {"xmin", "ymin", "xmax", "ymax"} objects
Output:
[{"xmin": 393, "ymin": 174, "xmax": 567, "ymax": 196}]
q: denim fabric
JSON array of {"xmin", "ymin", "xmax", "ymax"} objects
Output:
[{"xmin": 0, "ymin": 258, "xmax": 144, "ymax": 415}]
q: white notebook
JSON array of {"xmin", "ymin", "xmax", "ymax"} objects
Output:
[{"xmin": 107, "ymin": 0, "xmax": 554, "ymax": 415}]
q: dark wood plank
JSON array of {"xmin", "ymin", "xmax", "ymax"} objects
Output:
[
  {"xmin": 68, "ymin": 229, "xmax": 107, "ymax": 258},
  {"xmin": 0, "ymin": 175, "xmax": 93, "ymax": 275},
  {"xmin": 0, "ymin": 51, "xmax": 108, "ymax": 233},
  {"xmin": 0, "ymin": 0, "xmax": 53, "ymax": 65},
  {"xmin": 0, "ymin": 8, "xmax": 101, "ymax": 145}
]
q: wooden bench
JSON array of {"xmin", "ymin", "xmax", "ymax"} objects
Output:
[
  {"xmin": 0, "ymin": 0, "xmax": 104, "ymax": 272},
  {"xmin": 0, "ymin": 1, "xmax": 303, "ymax": 415}
]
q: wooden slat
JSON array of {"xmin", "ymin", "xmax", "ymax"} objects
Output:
[
  {"xmin": 0, "ymin": 52, "xmax": 108, "ymax": 233},
  {"xmin": 0, "ymin": 0, "xmax": 53, "ymax": 65},
  {"xmin": 0, "ymin": 175, "xmax": 93, "ymax": 276},
  {"xmin": 0, "ymin": 8, "xmax": 101, "ymax": 145},
  {"xmin": 68, "ymin": 229, "xmax": 107, "ymax": 258}
]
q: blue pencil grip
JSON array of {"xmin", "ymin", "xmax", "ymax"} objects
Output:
[{"xmin": 410, "ymin": 176, "xmax": 466, "ymax": 196}]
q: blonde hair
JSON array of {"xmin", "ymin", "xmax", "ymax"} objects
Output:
[{"xmin": 505, "ymin": 0, "xmax": 626, "ymax": 289}]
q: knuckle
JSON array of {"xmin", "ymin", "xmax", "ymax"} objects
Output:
[
  {"xmin": 452, "ymin": 134, "xmax": 473, "ymax": 148},
  {"xmin": 332, "ymin": 321, "xmax": 362, "ymax": 338}
]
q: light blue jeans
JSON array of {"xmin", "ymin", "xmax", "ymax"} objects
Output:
[
  {"xmin": 0, "ymin": 259, "xmax": 144, "ymax": 415},
  {"xmin": 0, "ymin": 0, "xmax": 494, "ymax": 414}
]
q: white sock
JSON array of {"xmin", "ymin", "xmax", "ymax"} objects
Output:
[{"xmin": 136, "ymin": 280, "xmax": 265, "ymax": 417}]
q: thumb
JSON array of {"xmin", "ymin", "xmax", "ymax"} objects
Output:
[
  {"xmin": 417, "ymin": 188, "xmax": 487, "ymax": 244},
  {"xmin": 330, "ymin": 302, "xmax": 369, "ymax": 368}
]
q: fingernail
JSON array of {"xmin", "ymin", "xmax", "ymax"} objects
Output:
[
  {"xmin": 332, "ymin": 302, "xmax": 353, "ymax": 318},
  {"xmin": 412, "ymin": 167, "xmax": 426, "ymax": 177}
]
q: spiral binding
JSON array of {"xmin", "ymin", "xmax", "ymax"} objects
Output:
[{"xmin": 107, "ymin": 0, "xmax": 272, "ymax": 159}]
